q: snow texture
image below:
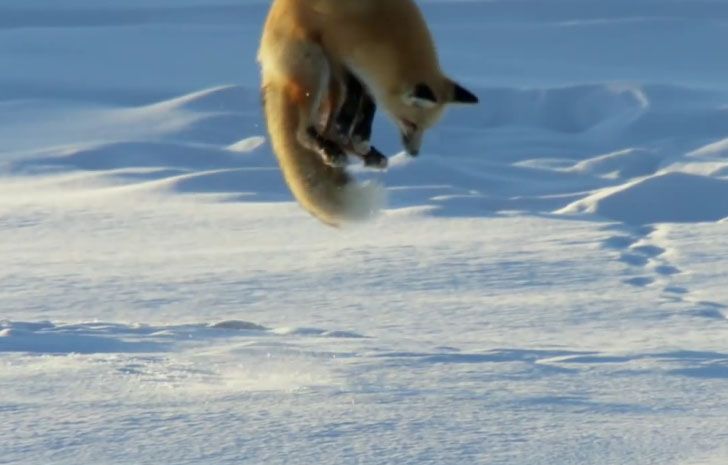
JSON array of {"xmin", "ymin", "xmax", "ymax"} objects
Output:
[{"xmin": 2, "ymin": 1, "xmax": 728, "ymax": 464}]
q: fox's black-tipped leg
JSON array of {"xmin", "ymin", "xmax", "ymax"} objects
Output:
[
  {"xmin": 362, "ymin": 146, "xmax": 388, "ymax": 169},
  {"xmin": 333, "ymin": 72, "xmax": 386, "ymax": 169},
  {"xmin": 318, "ymin": 71, "xmax": 386, "ymax": 169},
  {"xmin": 351, "ymin": 94, "xmax": 376, "ymax": 150},
  {"xmin": 335, "ymin": 72, "xmax": 364, "ymax": 138}
]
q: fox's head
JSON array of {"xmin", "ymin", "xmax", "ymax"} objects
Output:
[{"xmin": 383, "ymin": 79, "xmax": 478, "ymax": 155}]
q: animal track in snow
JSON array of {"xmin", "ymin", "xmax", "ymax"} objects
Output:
[{"xmin": 601, "ymin": 224, "xmax": 727, "ymax": 321}]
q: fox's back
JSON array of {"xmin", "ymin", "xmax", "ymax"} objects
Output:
[
  {"xmin": 320, "ymin": 0, "xmax": 441, "ymax": 82},
  {"xmin": 261, "ymin": 0, "xmax": 441, "ymax": 88}
]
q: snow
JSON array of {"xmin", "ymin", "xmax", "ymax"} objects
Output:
[{"xmin": 2, "ymin": 0, "xmax": 728, "ymax": 464}]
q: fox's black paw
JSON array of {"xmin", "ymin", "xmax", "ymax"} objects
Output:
[{"xmin": 363, "ymin": 146, "xmax": 388, "ymax": 169}]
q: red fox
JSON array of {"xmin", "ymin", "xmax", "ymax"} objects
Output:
[{"xmin": 258, "ymin": 0, "xmax": 478, "ymax": 226}]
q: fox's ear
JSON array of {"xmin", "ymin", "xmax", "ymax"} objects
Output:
[
  {"xmin": 451, "ymin": 81, "xmax": 478, "ymax": 104},
  {"xmin": 403, "ymin": 83, "xmax": 438, "ymax": 108}
]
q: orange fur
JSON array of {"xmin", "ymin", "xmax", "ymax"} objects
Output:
[{"xmin": 257, "ymin": 0, "xmax": 475, "ymax": 225}]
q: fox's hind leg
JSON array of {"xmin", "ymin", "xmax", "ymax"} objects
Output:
[{"xmin": 275, "ymin": 40, "xmax": 347, "ymax": 167}]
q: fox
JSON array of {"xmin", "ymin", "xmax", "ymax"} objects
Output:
[{"xmin": 258, "ymin": 0, "xmax": 478, "ymax": 226}]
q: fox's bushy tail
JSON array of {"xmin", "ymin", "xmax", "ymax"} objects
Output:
[{"xmin": 262, "ymin": 85, "xmax": 385, "ymax": 227}]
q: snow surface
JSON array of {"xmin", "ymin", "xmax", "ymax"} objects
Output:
[{"xmin": 2, "ymin": 1, "xmax": 728, "ymax": 464}]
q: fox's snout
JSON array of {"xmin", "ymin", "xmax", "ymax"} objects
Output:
[{"xmin": 401, "ymin": 129, "xmax": 422, "ymax": 156}]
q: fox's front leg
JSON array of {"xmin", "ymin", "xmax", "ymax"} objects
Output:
[
  {"xmin": 350, "ymin": 89, "xmax": 387, "ymax": 169},
  {"xmin": 331, "ymin": 72, "xmax": 387, "ymax": 169}
]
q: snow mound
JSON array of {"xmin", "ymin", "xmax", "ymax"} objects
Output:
[
  {"xmin": 145, "ymin": 85, "xmax": 259, "ymax": 113},
  {"xmin": 227, "ymin": 136, "xmax": 266, "ymax": 153},
  {"xmin": 6, "ymin": 141, "xmax": 248, "ymax": 174},
  {"xmin": 207, "ymin": 320, "xmax": 269, "ymax": 331},
  {"xmin": 567, "ymin": 148, "xmax": 662, "ymax": 179},
  {"xmin": 688, "ymin": 137, "xmax": 728, "ymax": 159},
  {"xmin": 474, "ymin": 84, "xmax": 648, "ymax": 133},
  {"xmin": 0, "ymin": 320, "xmax": 365, "ymax": 355},
  {"xmin": 271, "ymin": 327, "xmax": 366, "ymax": 338},
  {"xmin": 0, "ymin": 322, "xmax": 168, "ymax": 354},
  {"xmin": 559, "ymin": 172, "xmax": 728, "ymax": 224}
]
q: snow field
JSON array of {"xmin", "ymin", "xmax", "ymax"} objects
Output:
[{"xmin": 2, "ymin": 1, "xmax": 728, "ymax": 464}]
